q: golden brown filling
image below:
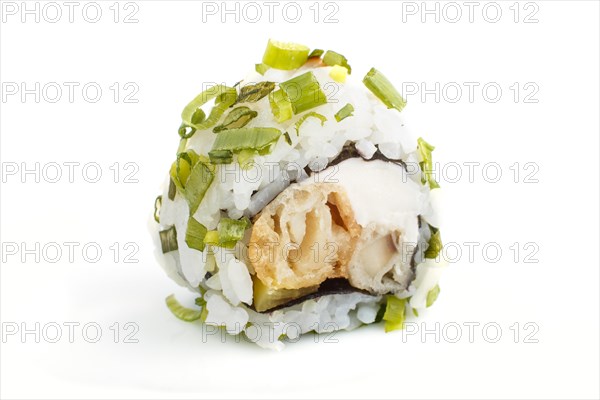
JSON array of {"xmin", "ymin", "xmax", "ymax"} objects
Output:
[{"xmin": 249, "ymin": 183, "xmax": 361, "ymax": 291}]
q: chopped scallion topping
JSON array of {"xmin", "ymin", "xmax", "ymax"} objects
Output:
[
  {"xmin": 169, "ymin": 150, "xmax": 214, "ymax": 215},
  {"xmin": 280, "ymin": 71, "xmax": 327, "ymax": 114},
  {"xmin": 218, "ymin": 218, "xmax": 249, "ymax": 244},
  {"xmin": 308, "ymin": 49, "xmax": 324, "ymax": 58},
  {"xmin": 334, "ymin": 103, "xmax": 354, "ymax": 122},
  {"xmin": 236, "ymin": 81, "xmax": 276, "ymax": 104},
  {"xmin": 203, "ymin": 230, "xmax": 220, "ymax": 246},
  {"xmin": 203, "ymin": 218, "xmax": 250, "ymax": 249},
  {"xmin": 237, "ymin": 149, "xmax": 257, "ymax": 169},
  {"xmin": 159, "ymin": 226, "xmax": 178, "ymax": 253},
  {"xmin": 180, "ymin": 85, "xmax": 237, "ymax": 137},
  {"xmin": 283, "ymin": 132, "xmax": 292, "ymax": 145},
  {"xmin": 262, "ymin": 39, "xmax": 310, "ymax": 70},
  {"xmin": 185, "ymin": 217, "xmax": 208, "ymax": 252},
  {"xmin": 208, "ymin": 149, "xmax": 234, "ymax": 164},
  {"xmin": 168, "ymin": 179, "xmax": 176, "ymax": 200},
  {"xmin": 184, "ymin": 161, "xmax": 214, "ymax": 215},
  {"xmin": 165, "ymin": 294, "xmax": 203, "ymax": 322},
  {"xmin": 211, "ymin": 127, "xmax": 282, "ymax": 154},
  {"xmin": 269, "ymin": 89, "xmax": 293, "ymax": 122},
  {"xmin": 213, "ymin": 106, "xmax": 258, "ymax": 133},
  {"xmin": 255, "ymin": 63, "xmax": 270, "ymax": 75},
  {"xmin": 322, "ymin": 50, "xmax": 352, "ymax": 74},
  {"xmin": 294, "ymin": 112, "xmax": 327, "ymax": 135},
  {"xmin": 424, "ymin": 225, "xmax": 443, "ymax": 259},
  {"xmin": 383, "ymin": 295, "xmax": 406, "ymax": 332},
  {"xmin": 153, "ymin": 195, "xmax": 162, "ymax": 223},
  {"xmin": 417, "ymin": 137, "xmax": 440, "ymax": 189},
  {"xmin": 426, "ymin": 285, "xmax": 440, "ymax": 308},
  {"xmin": 363, "ymin": 68, "xmax": 406, "ymax": 112}
]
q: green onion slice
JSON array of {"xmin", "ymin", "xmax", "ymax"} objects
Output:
[
  {"xmin": 417, "ymin": 137, "xmax": 440, "ymax": 189},
  {"xmin": 334, "ymin": 103, "xmax": 354, "ymax": 122},
  {"xmin": 208, "ymin": 149, "xmax": 234, "ymax": 164},
  {"xmin": 185, "ymin": 217, "xmax": 208, "ymax": 252},
  {"xmin": 180, "ymin": 85, "xmax": 237, "ymax": 136},
  {"xmin": 426, "ymin": 285, "xmax": 440, "ymax": 308},
  {"xmin": 322, "ymin": 50, "xmax": 352, "ymax": 74},
  {"xmin": 280, "ymin": 72, "xmax": 327, "ymax": 114},
  {"xmin": 255, "ymin": 63, "xmax": 270, "ymax": 75},
  {"xmin": 153, "ymin": 195, "xmax": 162, "ymax": 223},
  {"xmin": 213, "ymin": 106, "xmax": 258, "ymax": 133},
  {"xmin": 308, "ymin": 49, "xmax": 324, "ymax": 59},
  {"xmin": 169, "ymin": 150, "xmax": 214, "ymax": 215},
  {"xmin": 236, "ymin": 81, "xmax": 276, "ymax": 104},
  {"xmin": 262, "ymin": 39, "xmax": 310, "ymax": 70},
  {"xmin": 383, "ymin": 295, "xmax": 407, "ymax": 332},
  {"xmin": 237, "ymin": 149, "xmax": 257, "ymax": 169},
  {"xmin": 218, "ymin": 218, "xmax": 249, "ymax": 243},
  {"xmin": 294, "ymin": 112, "xmax": 327, "ymax": 135},
  {"xmin": 184, "ymin": 161, "xmax": 214, "ymax": 215},
  {"xmin": 159, "ymin": 226, "xmax": 178, "ymax": 253},
  {"xmin": 283, "ymin": 132, "xmax": 292, "ymax": 145},
  {"xmin": 211, "ymin": 127, "xmax": 281, "ymax": 155},
  {"xmin": 203, "ymin": 230, "xmax": 220, "ymax": 246},
  {"xmin": 363, "ymin": 68, "xmax": 406, "ymax": 112},
  {"xmin": 195, "ymin": 296, "xmax": 206, "ymax": 307},
  {"xmin": 269, "ymin": 89, "xmax": 293, "ymax": 122},
  {"xmin": 424, "ymin": 225, "xmax": 443, "ymax": 259},
  {"xmin": 170, "ymin": 150, "xmax": 199, "ymax": 192},
  {"xmin": 168, "ymin": 179, "xmax": 176, "ymax": 200},
  {"xmin": 165, "ymin": 294, "xmax": 203, "ymax": 322},
  {"xmin": 203, "ymin": 218, "xmax": 250, "ymax": 249}
]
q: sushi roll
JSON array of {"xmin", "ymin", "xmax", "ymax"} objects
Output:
[{"xmin": 152, "ymin": 39, "xmax": 446, "ymax": 349}]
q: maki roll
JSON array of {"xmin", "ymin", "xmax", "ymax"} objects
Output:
[{"xmin": 152, "ymin": 39, "xmax": 446, "ymax": 349}]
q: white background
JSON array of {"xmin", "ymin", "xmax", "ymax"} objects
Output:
[{"xmin": 1, "ymin": 1, "xmax": 599, "ymax": 398}]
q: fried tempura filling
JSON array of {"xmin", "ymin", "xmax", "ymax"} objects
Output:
[{"xmin": 249, "ymin": 183, "xmax": 361, "ymax": 290}]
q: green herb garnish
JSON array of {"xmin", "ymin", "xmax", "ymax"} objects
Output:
[
  {"xmin": 180, "ymin": 85, "xmax": 237, "ymax": 137},
  {"xmin": 168, "ymin": 179, "xmax": 176, "ymax": 200},
  {"xmin": 208, "ymin": 149, "xmax": 234, "ymax": 164},
  {"xmin": 417, "ymin": 137, "xmax": 440, "ymax": 189},
  {"xmin": 236, "ymin": 81, "xmax": 276, "ymax": 104},
  {"xmin": 383, "ymin": 295, "xmax": 406, "ymax": 332},
  {"xmin": 334, "ymin": 103, "xmax": 354, "ymax": 122},
  {"xmin": 262, "ymin": 39, "xmax": 310, "ymax": 70},
  {"xmin": 426, "ymin": 285, "xmax": 440, "ymax": 308},
  {"xmin": 211, "ymin": 127, "xmax": 281, "ymax": 155},
  {"xmin": 159, "ymin": 226, "xmax": 178, "ymax": 253},
  {"xmin": 363, "ymin": 68, "xmax": 406, "ymax": 112},
  {"xmin": 255, "ymin": 63, "xmax": 270, "ymax": 75},
  {"xmin": 169, "ymin": 150, "xmax": 214, "ymax": 215},
  {"xmin": 424, "ymin": 225, "xmax": 442, "ymax": 259},
  {"xmin": 185, "ymin": 217, "xmax": 208, "ymax": 252},
  {"xmin": 280, "ymin": 71, "xmax": 327, "ymax": 114},
  {"xmin": 237, "ymin": 149, "xmax": 257, "ymax": 169},
  {"xmin": 269, "ymin": 89, "xmax": 293, "ymax": 122},
  {"xmin": 308, "ymin": 49, "xmax": 324, "ymax": 58},
  {"xmin": 153, "ymin": 195, "xmax": 162, "ymax": 223},
  {"xmin": 213, "ymin": 106, "xmax": 258, "ymax": 133},
  {"xmin": 322, "ymin": 50, "xmax": 351, "ymax": 74},
  {"xmin": 294, "ymin": 112, "xmax": 327, "ymax": 135},
  {"xmin": 202, "ymin": 218, "xmax": 250, "ymax": 249},
  {"xmin": 165, "ymin": 294, "xmax": 203, "ymax": 322}
]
